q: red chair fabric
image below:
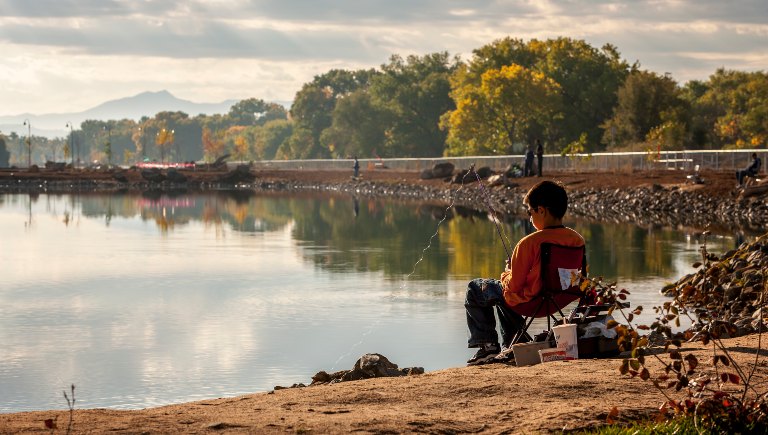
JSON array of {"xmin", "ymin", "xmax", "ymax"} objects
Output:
[{"xmin": 508, "ymin": 243, "xmax": 586, "ymax": 343}]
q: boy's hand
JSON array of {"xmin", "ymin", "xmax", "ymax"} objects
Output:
[{"xmin": 505, "ymin": 257, "xmax": 511, "ymax": 271}]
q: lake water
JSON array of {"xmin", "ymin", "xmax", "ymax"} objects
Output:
[{"xmin": 0, "ymin": 191, "xmax": 739, "ymax": 412}]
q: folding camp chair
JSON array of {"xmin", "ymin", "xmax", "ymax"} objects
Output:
[{"xmin": 509, "ymin": 243, "xmax": 588, "ymax": 345}]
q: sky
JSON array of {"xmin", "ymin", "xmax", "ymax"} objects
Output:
[{"xmin": 1, "ymin": 0, "xmax": 767, "ymax": 116}]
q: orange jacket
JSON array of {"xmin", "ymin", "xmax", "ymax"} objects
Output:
[{"xmin": 500, "ymin": 226, "xmax": 585, "ymax": 307}]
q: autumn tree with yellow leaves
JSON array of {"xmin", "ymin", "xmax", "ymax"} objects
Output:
[{"xmin": 441, "ymin": 64, "xmax": 562, "ymax": 156}]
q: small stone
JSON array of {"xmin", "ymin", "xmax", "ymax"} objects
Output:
[
  {"xmin": 311, "ymin": 371, "xmax": 331, "ymax": 384},
  {"xmin": 725, "ymin": 286, "xmax": 741, "ymax": 302},
  {"xmin": 752, "ymin": 320, "xmax": 768, "ymax": 332}
]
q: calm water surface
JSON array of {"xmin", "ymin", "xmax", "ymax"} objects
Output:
[{"xmin": 0, "ymin": 191, "xmax": 739, "ymax": 412}]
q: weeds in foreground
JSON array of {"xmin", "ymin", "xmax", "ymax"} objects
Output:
[
  {"xmin": 64, "ymin": 384, "xmax": 75, "ymax": 434},
  {"xmin": 44, "ymin": 384, "xmax": 75, "ymax": 434},
  {"xmin": 581, "ymin": 232, "xmax": 768, "ymax": 432},
  {"xmin": 579, "ymin": 415, "xmax": 700, "ymax": 434}
]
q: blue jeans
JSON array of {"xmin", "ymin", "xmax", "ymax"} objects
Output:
[
  {"xmin": 465, "ymin": 278, "xmax": 529, "ymax": 348},
  {"xmin": 736, "ymin": 169, "xmax": 757, "ymax": 185}
]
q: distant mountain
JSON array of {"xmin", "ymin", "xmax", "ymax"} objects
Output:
[
  {"xmin": 84, "ymin": 90, "xmax": 239, "ymax": 122},
  {"xmin": 0, "ymin": 90, "xmax": 241, "ymax": 138}
]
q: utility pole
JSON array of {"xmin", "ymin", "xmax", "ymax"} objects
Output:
[
  {"xmin": 23, "ymin": 119, "xmax": 31, "ymax": 167},
  {"xmin": 66, "ymin": 122, "xmax": 75, "ymax": 167},
  {"xmin": 104, "ymin": 124, "xmax": 112, "ymax": 166}
]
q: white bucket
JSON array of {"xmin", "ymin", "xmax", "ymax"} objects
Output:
[{"xmin": 552, "ymin": 324, "xmax": 579, "ymax": 359}]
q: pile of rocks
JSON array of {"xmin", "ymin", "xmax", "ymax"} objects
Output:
[
  {"xmin": 662, "ymin": 233, "xmax": 768, "ymax": 338},
  {"xmin": 568, "ymin": 184, "xmax": 768, "ymax": 231},
  {"xmin": 273, "ymin": 353, "xmax": 424, "ymax": 391},
  {"xmin": 253, "ymin": 170, "xmax": 768, "ymax": 232}
]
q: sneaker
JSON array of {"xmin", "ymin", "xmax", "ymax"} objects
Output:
[
  {"xmin": 467, "ymin": 343, "xmax": 500, "ymax": 366},
  {"xmin": 492, "ymin": 345, "xmax": 516, "ymax": 363}
]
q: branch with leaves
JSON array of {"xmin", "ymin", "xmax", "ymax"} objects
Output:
[{"xmin": 580, "ymin": 233, "xmax": 768, "ymax": 431}]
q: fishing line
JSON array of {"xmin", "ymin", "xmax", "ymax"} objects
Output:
[
  {"xmin": 401, "ymin": 168, "xmax": 477, "ymax": 281},
  {"xmin": 329, "ymin": 167, "xmax": 477, "ymax": 370},
  {"xmin": 330, "ymin": 165, "xmax": 520, "ymax": 370}
]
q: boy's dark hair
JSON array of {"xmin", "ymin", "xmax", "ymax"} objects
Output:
[{"xmin": 523, "ymin": 180, "xmax": 568, "ymax": 219}]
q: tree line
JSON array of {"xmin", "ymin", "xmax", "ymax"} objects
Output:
[{"xmin": 1, "ymin": 36, "xmax": 766, "ymax": 167}]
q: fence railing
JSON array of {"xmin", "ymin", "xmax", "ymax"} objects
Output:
[{"xmin": 242, "ymin": 149, "xmax": 765, "ymax": 173}]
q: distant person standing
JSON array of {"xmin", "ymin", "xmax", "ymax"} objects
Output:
[
  {"xmin": 524, "ymin": 146, "xmax": 534, "ymax": 177},
  {"xmin": 353, "ymin": 156, "xmax": 360, "ymax": 179},
  {"xmin": 736, "ymin": 152, "xmax": 761, "ymax": 186},
  {"xmin": 535, "ymin": 139, "xmax": 544, "ymax": 177}
]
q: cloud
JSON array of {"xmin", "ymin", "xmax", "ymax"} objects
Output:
[
  {"xmin": 0, "ymin": 18, "xmax": 384, "ymax": 61},
  {"xmin": 0, "ymin": 0, "xmax": 174, "ymax": 18},
  {"xmin": 0, "ymin": 0, "xmax": 766, "ymax": 115},
  {"xmin": 0, "ymin": 0, "xmax": 518, "ymax": 22},
  {"xmin": 2, "ymin": 0, "xmax": 766, "ymax": 64}
]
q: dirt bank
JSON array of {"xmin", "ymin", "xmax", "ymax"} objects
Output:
[{"xmin": 1, "ymin": 333, "xmax": 765, "ymax": 434}]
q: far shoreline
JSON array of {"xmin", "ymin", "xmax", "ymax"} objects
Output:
[{"xmin": 1, "ymin": 166, "xmax": 765, "ymax": 234}]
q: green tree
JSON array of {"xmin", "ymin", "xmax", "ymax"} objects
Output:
[
  {"xmin": 253, "ymin": 119, "xmax": 293, "ymax": 160},
  {"xmin": 276, "ymin": 126, "xmax": 315, "ymax": 159},
  {"xmin": 155, "ymin": 127, "xmax": 175, "ymax": 162},
  {"xmin": 680, "ymin": 80, "xmax": 714, "ymax": 148},
  {"xmin": 320, "ymin": 90, "xmax": 390, "ymax": 158},
  {"xmin": 287, "ymin": 69, "xmax": 377, "ymax": 158},
  {"xmin": 80, "ymin": 119, "xmax": 109, "ymax": 163},
  {"xmin": 453, "ymin": 37, "xmax": 629, "ymax": 152},
  {"xmin": 104, "ymin": 133, "xmax": 112, "ymax": 165},
  {"xmin": 530, "ymin": 39, "xmax": 628, "ymax": 151},
  {"xmin": 109, "ymin": 119, "xmax": 142, "ymax": 165},
  {"xmin": 369, "ymin": 52, "xmax": 459, "ymax": 157},
  {"xmin": 228, "ymin": 98, "xmax": 288, "ymax": 126},
  {"xmin": 151, "ymin": 111, "xmax": 202, "ymax": 162},
  {"xmin": 702, "ymin": 69, "xmax": 768, "ymax": 148},
  {"xmin": 0, "ymin": 134, "xmax": 10, "ymax": 167},
  {"xmin": 601, "ymin": 70, "xmax": 686, "ymax": 149},
  {"xmin": 442, "ymin": 64, "xmax": 562, "ymax": 156}
]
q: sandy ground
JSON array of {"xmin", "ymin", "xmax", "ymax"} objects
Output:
[
  {"xmin": 1, "ymin": 333, "xmax": 766, "ymax": 434},
  {"xmin": 0, "ymin": 166, "xmax": 754, "ymax": 434}
]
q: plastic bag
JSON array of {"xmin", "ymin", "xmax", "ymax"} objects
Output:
[{"xmin": 581, "ymin": 319, "xmax": 617, "ymax": 339}]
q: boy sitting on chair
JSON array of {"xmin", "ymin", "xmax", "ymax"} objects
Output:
[{"xmin": 465, "ymin": 180, "xmax": 585, "ymax": 365}]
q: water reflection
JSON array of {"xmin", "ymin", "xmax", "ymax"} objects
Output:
[
  {"xmin": 7, "ymin": 191, "xmax": 738, "ymax": 282},
  {"xmin": 0, "ymin": 191, "xmax": 743, "ymax": 413}
]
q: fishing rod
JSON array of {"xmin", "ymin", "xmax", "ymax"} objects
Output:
[{"xmin": 469, "ymin": 164, "xmax": 513, "ymax": 260}]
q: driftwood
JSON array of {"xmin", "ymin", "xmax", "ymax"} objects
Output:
[
  {"xmin": 197, "ymin": 154, "xmax": 231, "ymax": 171},
  {"xmin": 741, "ymin": 180, "xmax": 768, "ymax": 198},
  {"xmin": 217, "ymin": 165, "xmax": 255, "ymax": 184},
  {"xmin": 212, "ymin": 154, "xmax": 230, "ymax": 167}
]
